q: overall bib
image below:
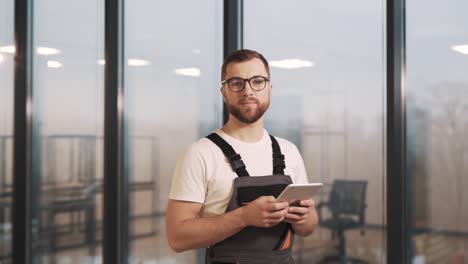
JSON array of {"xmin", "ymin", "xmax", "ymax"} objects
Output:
[{"xmin": 205, "ymin": 133, "xmax": 295, "ymax": 264}]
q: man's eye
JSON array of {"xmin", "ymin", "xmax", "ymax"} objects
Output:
[{"xmin": 230, "ymin": 80, "xmax": 243, "ymax": 87}]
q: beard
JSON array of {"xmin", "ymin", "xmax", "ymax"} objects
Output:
[{"xmin": 226, "ymin": 97, "xmax": 270, "ymax": 124}]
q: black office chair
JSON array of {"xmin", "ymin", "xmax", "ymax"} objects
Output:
[{"xmin": 317, "ymin": 180, "xmax": 368, "ymax": 264}]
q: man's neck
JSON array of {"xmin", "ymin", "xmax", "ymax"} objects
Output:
[{"xmin": 222, "ymin": 116, "xmax": 264, "ymax": 143}]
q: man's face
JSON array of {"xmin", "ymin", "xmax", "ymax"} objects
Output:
[{"xmin": 221, "ymin": 58, "xmax": 272, "ymax": 124}]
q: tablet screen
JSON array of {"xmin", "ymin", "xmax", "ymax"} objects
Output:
[{"xmin": 276, "ymin": 183, "xmax": 323, "ymax": 202}]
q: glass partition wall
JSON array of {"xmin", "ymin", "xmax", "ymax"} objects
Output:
[
  {"xmin": 244, "ymin": 1, "xmax": 386, "ymax": 263},
  {"xmin": 406, "ymin": 0, "xmax": 468, "ymax": 262},
  {"xmin": 31, "ymin": 0, "xmax": 104, "ymax": 262},
  {"xmin": 0, "ymin": 0, "xmax": 15, "ymax": 261},
  {"xmin": 124, "ymin": 0, "xmax": 223, "ymax": 262}
]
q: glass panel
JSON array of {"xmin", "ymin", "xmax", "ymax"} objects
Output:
[
  {"xmin": 244, "ymin": 1, "xmax": 386, "ymax": 263},
  {"xmin": 407, "ymin": 0, "xmax": 468, "ymax": 262},
  {"xmin": 124, "ymin": 0, "xmax": 222, "ymax": 263},
  {"xmin": 32, "ymin": 0, "xmax": 104, "ymax": 262},
  {"xmin": 0, "ymin": 0, "xmax": 14, "ymax": 262}
]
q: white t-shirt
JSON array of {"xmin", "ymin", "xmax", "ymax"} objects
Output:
[{"xmin": 169, "ymin": 128, "xmax": 308, "ymax": 217}]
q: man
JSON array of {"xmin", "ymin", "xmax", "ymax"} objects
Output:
[{"xmin": 166, "ymin": 49, "xmax": 318, "ymax": 264}]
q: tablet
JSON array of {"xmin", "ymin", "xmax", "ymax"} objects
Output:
[{"xmin": 276, "ymin": 183, "xmax": 323, "ymax": 202}]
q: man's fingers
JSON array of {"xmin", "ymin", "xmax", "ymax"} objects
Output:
[
  {"xmin": 266, "ymin": 201, "xmax": 289, "ymax": 211},
  {"xmin": 300, "ymin": 199, "xmax": 315, "ymax": 207},
  {"xmin": 285, "ymin": 213, "xmax": 308, "ymax": 221},
  {"xmin": 288, "ymin": 206, "xmax": 309, "ymax": 215},
  {"xmin": 263, "ymin": 216, "xmax": 286, "ymax": 227},
  {"xmin": 266, "ymin": 207, "xmax": 288, "ymax": 219}
]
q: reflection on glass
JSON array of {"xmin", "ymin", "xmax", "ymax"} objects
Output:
[
  {"xmin": 32, "ymin": 0, "xmax": 104, "ymax": 262},
  {"xmin": 125, "ymin": 0, "xmax": 222, "ymax": 263},
  {"xmin": 245, "ymin": 0, "xmax": 386, "ymax": 263},
  {"xmin": 407, "ymin": 0, "xmax": 468, "ymax": 262},
  {"xmin": 0, "ymin": 0, "xmax": 14, "ymax": 262}
]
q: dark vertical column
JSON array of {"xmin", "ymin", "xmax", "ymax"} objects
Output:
[
  {"xmin": 387, "ymin": 0, "xmax": 408, "ymax": 263},
  {"xmin": 12, "ymin": 0, "xmax": 33, "ymax": 263},
  {"xmin": 222, "ymin": 0, "xmax": 243, "ymax": 124},
  {"xmin": 104, "ymin": 0, "xmax": 128, "ymax": 263}
]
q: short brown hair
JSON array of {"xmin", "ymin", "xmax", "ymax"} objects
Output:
[{"xmin": 221, "ymin": 49, "xmax": 270, "ymax": 80}]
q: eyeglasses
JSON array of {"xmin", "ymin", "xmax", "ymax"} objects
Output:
[{"xmin": 221, "ymin": 76, "xmax": 270, "ymax": 92}]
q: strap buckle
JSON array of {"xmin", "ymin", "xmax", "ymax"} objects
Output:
[
  {"xmin": 273, "ymin": 154, "xmax": 286, "ymax": 169},
  {"xmin": 228, "ymin": 154, "xmax": 246, "ymax": 171}
]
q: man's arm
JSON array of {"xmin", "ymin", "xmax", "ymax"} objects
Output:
[
  {"xmin": 284, "ymin": 199, "xmax": 318, "ymax": 236},
  {"xmin": 165, "ymin": 196, "xmax": 289, "ymax": 252}
]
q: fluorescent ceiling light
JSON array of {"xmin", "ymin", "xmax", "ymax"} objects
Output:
[
  {"xmin": 269, "ymin": 59, "xmax": 314, "ymax": 69},
  {"xmin": 174, "ymin": 67, "xmax": 201, "ymax": 77},
  {"xmin": 451, "ymin": 44, "xmax": 468, "ymax": 55},
  {"xmin": 0, "ymin": 45, "xmax": 61, "ymax": 55},
  {"xmin": 0, "ymin": 45, "xmax": 15, "ymax": 54},
  {"xmin": 128, "ymin": 59, "xmax": 151, "ymax": 66},
  {"xmin": 192, "ymin": 49, "xmax": 201, "ymax": 54},
  {"xmin": 37, "ymin": 47, "xmax": 61, "ymax": 55},
  {"xmin": 47, "ymin": 60, "xmax": 63, "ymax": 68},
  {"xmin": 101, "ymin": 59, "xmax": 152, "ymax": 66},
  {"xmin": 0, "ymin": 54, "xmax": 4, "ymax": 63}
]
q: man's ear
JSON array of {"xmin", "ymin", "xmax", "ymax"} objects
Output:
[{"xmin": 220, "ymin": 87, "xmax": 227, "ymax": 103}]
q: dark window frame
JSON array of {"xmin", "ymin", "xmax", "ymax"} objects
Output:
[
  {"xmin": 387, "ymin": 0, "xmax": 408, "ymax": 263},
  {"xmin": 12, "ymin": 0, "xmax": 34, "ymax": 263},
  {"xmin": 223, "ymin": 0, "xmax": 243, "ymax": 124},
  {"xmin": 103, "ymin": 0, "xmax": 128, "ymax": 263}
]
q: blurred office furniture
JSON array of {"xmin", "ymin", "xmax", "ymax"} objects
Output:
[
  {"xmin": 413, "ymin": 231, "xmax": 467, "ymax": 264},
  {"xmin": 39, "ymin": 134, "xmax": 159, "ymax": 251},
  {"xmin": 39, "ymin": 135, "xmax": 99, "ymax": 253},
  {"xmin": 42, "ymin": 182, "xmax": 97, "ymax": 252},
  {"xmin": 0, "ymin": 135, "xmax": 12, "ymax": 262},
  {"xmin": 0, "ymin": 191, "xmax": 12, "ymax": 262},
  {"xmin": 317, "ymin": 179, "xmax": 368, "ymax": 264},
  {"xmin": 0, "ymin": 134, "xmax": 160, "ymax": 263}
]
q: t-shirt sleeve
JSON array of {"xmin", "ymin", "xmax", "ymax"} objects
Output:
[
  {"xmin": 169, "ymin": 143, "xmax": 207, "ymax": 203},
  {"xmin": 290, "ymin": 144, "xmax": 309, "ymax": 184}
]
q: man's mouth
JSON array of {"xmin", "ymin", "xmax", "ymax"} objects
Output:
[{"xmin": 239, "ymin": 99, "xmax": 258, "ymax": 105}]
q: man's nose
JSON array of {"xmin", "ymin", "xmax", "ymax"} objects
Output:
[{"xmin": 242, "ymin": 81, "xmax": 254, "ymax": 95}]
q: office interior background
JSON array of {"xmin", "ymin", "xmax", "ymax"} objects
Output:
[{"xmin": 0, "ymin": 0, "xmax": 467, "ymax": 263}]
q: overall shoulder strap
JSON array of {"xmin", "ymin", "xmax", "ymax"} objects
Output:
[
  {"xmin": 206, "ymin": 133, "xmax": 250, "ymax": 177},
  {"xmin": 270, "ymin": 135, "xmax": 286, "ymax": 175}
]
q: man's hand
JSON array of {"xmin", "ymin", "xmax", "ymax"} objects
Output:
[
  {"xmin": 240, "ymin": 196, "xmax": 289, "ymax": 228},
  {"xmin": 284, "ymin": 199, "xmax": 316, "ymax": 226}
]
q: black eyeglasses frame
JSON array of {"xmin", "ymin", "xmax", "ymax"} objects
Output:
[{"xmin": 221, "ymin": 75, "xmax": 270, "ymax": 92}]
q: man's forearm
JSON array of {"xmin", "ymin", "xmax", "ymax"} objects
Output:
[{"xmin": 169, "ymin": 207, "xmax": 246, "ymax": 252}]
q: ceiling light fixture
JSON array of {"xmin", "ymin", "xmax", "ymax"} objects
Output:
[
  {"xmin": 37, "ymin": 47, "xmax": 61, "ymax": 55},
  {"xmin": 174, "ymin": 67, "xmax": 201, "ymax": 77},
  {"xmin": 0, "ymin": 45, "xmax": 15, "ymax": 54},
  {"xmin": 128, "ymin": 59, "xmax": 151, "ymax": 67},
  {"xmin": 269, "ymin": 59, "xmax": 314, "ymax": 69},
  {"xmin": 47, "ymin": 60, "xmax": 63, "ymax": 68},
  {"xmin": 451, "ymin": 44, "xmax": 468, "ymax": 55}
]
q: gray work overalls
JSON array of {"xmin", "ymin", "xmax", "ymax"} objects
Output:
[{"xmin": 205, "ymin": 133, "xmax": 295, "ymax": 264}]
